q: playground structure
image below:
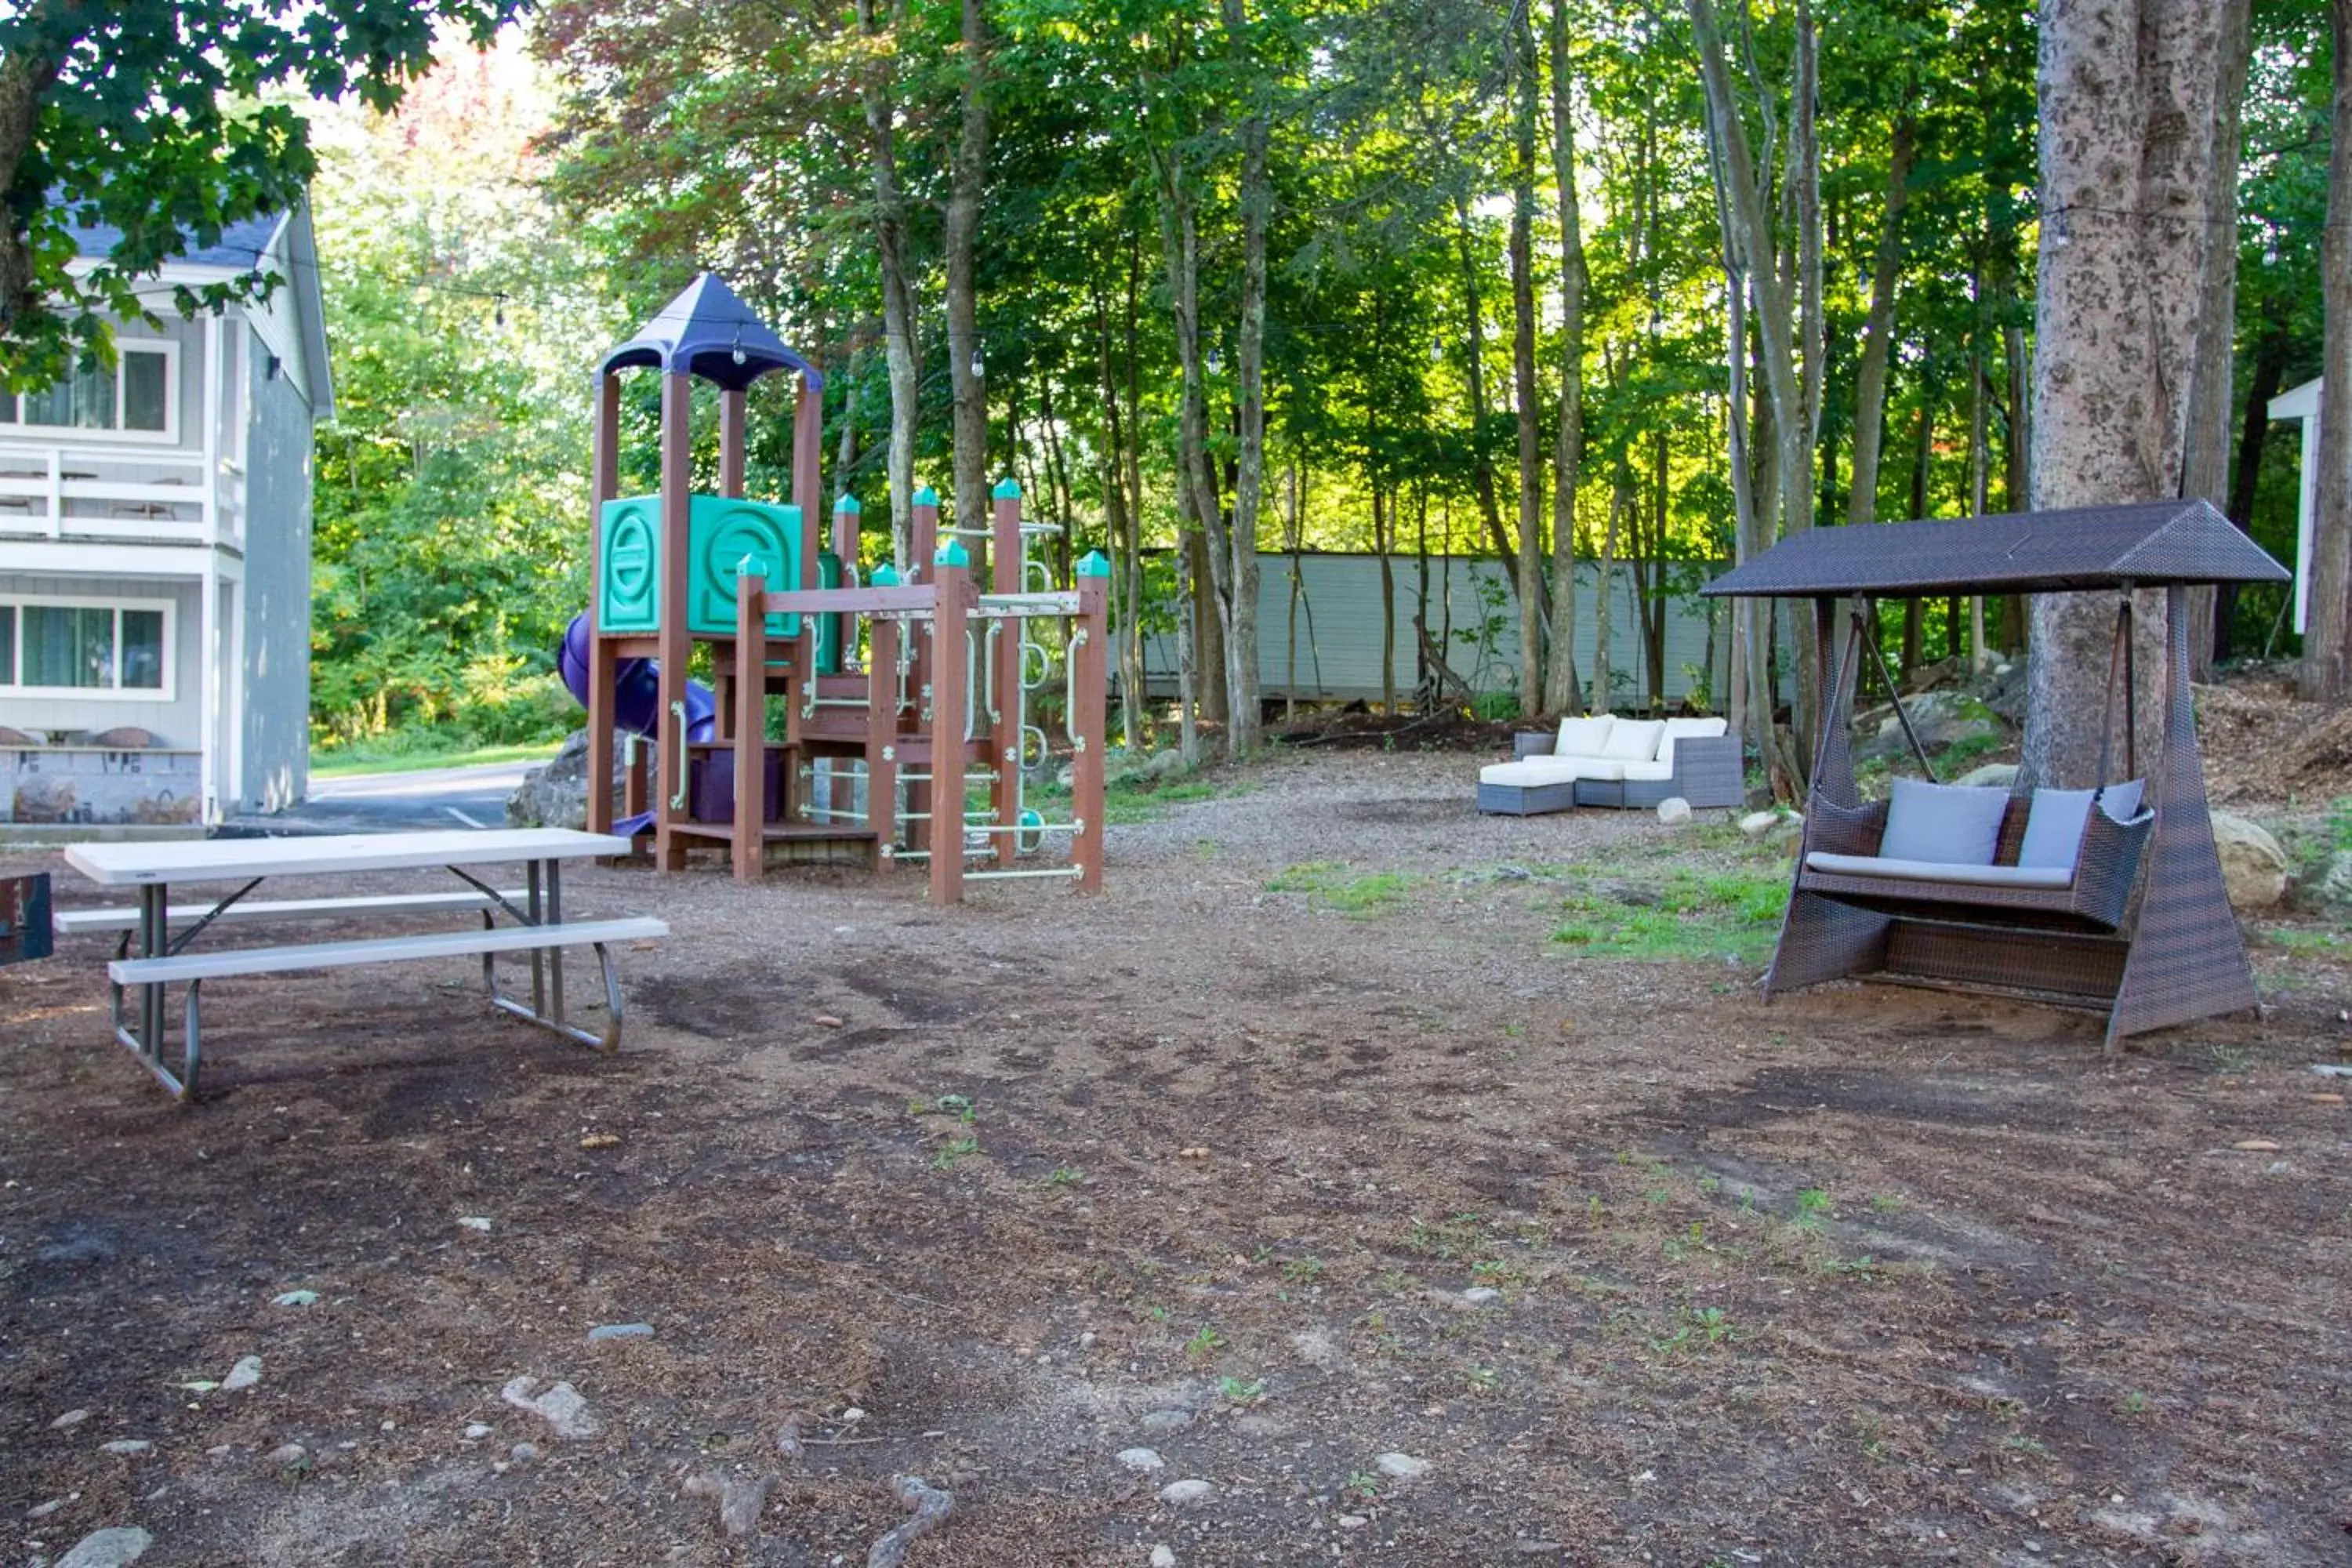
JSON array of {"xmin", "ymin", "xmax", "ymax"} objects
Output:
[{"xmin": 569, "ymin": 273, "xmax": 1108, "ymax": 900}]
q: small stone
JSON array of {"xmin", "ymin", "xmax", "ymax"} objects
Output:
[
  {"xmin": 578, "ymin": 1133, "xmax": 621, "ymax": 1150},
  {"xmin": 1150, "ymin": 1548, "xmax": 1178, "ymax": 1568},
  {"xmin": 1655, "ymin": 797, "xmax": 1692, "ymax": 826},
  {"xmin": 2232, "ymin": 1138, "xmax": 2282, "ymax": 1152},
  {"xmin": 1338, "ymin": 1515, "xmax": 1370, "ymax": 1530},
  {"xmin": 1116, "ymin": 1447, "xmax": 1166, "ymax": 1473},
  {"xmin": 814, "ymin": 1014, "xmax": 845, "ymax": 1029},
  {"xmin": 1374, "ymin": 1451, "xmax": 1429, "ymax": 1482},
  {"xmin": 1157, "ymin": 1479, "xmax": 1212, "ymax": 1505},
  {"xmin": 510, "ymin": 1442, "xmax": 541, "ymax": 1464},
  {"xmin": 220, "ymin": 1356, "xmax": 263, "ymax": 1392},
  {"xmin": 463, "ymin": 1423, "xmax": 492, "ymax": 1441},
  {"xmin": 458, "ymin": 1216, "xmax": 493, "ymax": 1232},
  {"xmin": 840, "ymin": 1406, "xmax": 866, "ymax": 1423},
  {"xmin": 51, "ymin": 1409, "xmax": 89, "ymax": 1430},
  {"xmin": 1139, "ymin": 1410, "xmax": 1194, "ymax": 1436},
  {"xmin": 2311, "ymin": 1093, "xmax": 2345, "ymax": 1105},
  {"xmin": 586, "ymin": 1323, "xmax": 655, "ymax": 1342},
  {"xmin": 1080, "ymin": 1331, "xmax": 1098, "ymax": 1350},
  {"xmin": 27, "ymin": 1497, "xmax": 67, "ymax": 1519},
  {"xmin": 500, "ymin": 1377, "xmax": 599, "ymax": 1440},
  {"xmin": 263, "ymin": 1443, "xmax": 308, "ymax": 1470},
  {"xmin": 1461, "ymin": 1287, "xmax": 1503, "ymax": 1307},
  {"xmin": 1737, "ymin": 810, "xmax": 1780, "ymax": 837},
  {"xmin": 100, "ymin": 1439, "xmax": 152, "ymax": 1456},
  {"xmin": 1493, "ymin": 864, "xmax": 1532, "ymax": 881},
  {"xmin": 272, "ymin": 1290, "xmax": 318, "ymax": 1308},
  {"xmin": 54, "ymin": 1526, "xmax": 153, "ymax": 1568}
]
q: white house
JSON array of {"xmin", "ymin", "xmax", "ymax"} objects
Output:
[
  {"xmin": 0, "ymin": 205, "xmax": 331, "ymax": 827},
  {"xmin": 2270, "ymin": 375, "xmax": 2324, "ymax": 634}
]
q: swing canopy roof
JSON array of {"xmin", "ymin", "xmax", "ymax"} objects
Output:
[
  {"xmin": 601, "ymin": 272, "xmax": 819, "ymax": 393},
  {"xmin": 1700, "ymin": 499, "xmax": 2288, "ymax": 601}
]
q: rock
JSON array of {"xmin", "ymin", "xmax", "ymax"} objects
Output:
[
  {"xmin": 1290, "ymin": 1328, "xmax": 1345, "ymax": 1370},
  {"xmin": 2313, "ymin": 851, "xmax": 2352, "ymax": 913},
  {"xmin": 1952, "ymin": 761, "xmax": 2019, "ymax": 789},
  {"xmin": 506, "ymin": 729, "xmax": 630, "ymax": 830},
  {"xmin": 1337, "ymin": 1515, "xmax": 1370, "ymax": 1530},
  {"xmin": 1737, "ymin": 810, "xmax": 1781, "ymax": 837},
  {"xmin": 1157, "ymin": 1479, "xmax": 1213, "ymax": 1505},
  {"xmin": 263, "ymin": 1443, "xmax": 308, "ymax": 1471},
  {"xmin": 52, "ymin": 1409, "xmax": 89, "ymax": 1429},
  {"xmin": 1860, "ymin": 689, "xmax": 2005, "ymax": 760},
  {"xmin": 510, "ymin": 1442, "xmax": 541, "ymax": 1464},
  {"xmin": 1144, "ymin": 748, "xmax": 1187, "ymax": 781},
  {"xmin": 459, "ymin": 1216, "xmax": 493, "ymax": 1232},
  {"xmin": 499, "ymin": 1377, "xmax": 600, "ymax": 1440},
  {"xmin": 272, "ymin": 1290, "xmax": 318, "ymax": 1308},
  {"xmin": 1138, "ymin": 1410, "xmax": 1193, "ymax": 1436},
  {"xmin": 1461, "ymin": 1287, "xmax": 1504, "ymax": 1308},
  {"xmin": 586, "ymin": 1323, "xmax": 654, "ymax": 1342},
  {"xmin": 1655, "ymin": 797, "xmax": 1692, "ymax": 826},
  {"xmin": 27, "ymin": 1497, "xmax": 67, "ymax": 1518},
  {"xmin": 14, "ymin": 772, "xmax": 76, "ymax": 823},
  {"xmin": 55, "ymin": 1527, "xmax": 153, "ymax": 1568},
  {"xmin": 463, "ymin": 1423, "xmax": 493, "ymax": 1441},
  {"xmin": 100, "ymin": 1439, "xmax": 152, "ymax": 1456},
  {"xmin": 2211, "ymin": 812, "xmax": 2289, "ymax": 910},
  {"xmin": 1151, "ymin": 1547, "xmax": 1178, "ymax": 1568},
  {"xmin": 1374, "ymin": 1451, "xmax": 1429, "ymax": 1482},
  {"xmin": 1116, "ymin": 1447, "xmax": 1166, "ymax": 1474},
  {"xmin": 684, "ymin": 1472, "xmax": 773, "ymax": 1537},
  {"xmin": 221, "ymin": 1356, "xmax": 263, "ymax": 1392}
]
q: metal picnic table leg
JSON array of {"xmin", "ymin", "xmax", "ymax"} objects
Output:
[
  {"xmin": 545, "ymin": 858, "xmax": 566, "ymax": 1033},
  {"xmin": 526, "ymin": 860, "xmax": 546, "ymax": 1018},
  {"xmin": 141, "ymin": 884, "xmax": 165, "ymax": 1069}
]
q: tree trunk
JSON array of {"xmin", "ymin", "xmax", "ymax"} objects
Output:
[
  {"xmin": 1156, "ymin": 153, "xmax": 1226, "ymax": 739},
  {"xmin": 945, "ymin": 0, "xmax": 992, "ymax": 555},
  {"xmin": 1509, "ymin": 0, "xmax": 1546, "ymax": 716},
  {"xmin": 856, "ymin": 0, "xmax": 920, "ymax": 564},
  {"xmin": 1968, "ymin": 329, "xmax": 1991, "ymax": 670},
  {"xmin": 2184, "ymin": 0, "xmax": 2253, "ymax": 679},
  {"xmin": 1452, "ymin": 199, "xmax": 1514, "ymax": 568},
  {"xmin": 1094, "ymin": 283, "xmax": 1140, "ymax": 748},
  {"xmin": 1903, "ymin": 391, "xmax": 1932, "ymax": 675},
  {"xmin": 2027, "ymin": 0, "xmax": 2232, "ymax": 783},
  {"xmin": 2304, "ymin": 0, "xmax": 2352, "ymax": 701},
  {"xmin": 1846, "ymin": 114, "xmax": 1915, "ymax": 527},
  {"xmin": 1595, "ymin": 468, "xmax": 1624, "ymax": 713},
  {"xmin": 1546, "ymin": 0, "xmax": 1586, "ymax": 716},
  {"xmin": 1222, "ymin": 0, "xmax": 1268, "ymax": 753},
  {"xmin": 2216, "ymin": 329, "xmax": 2287, "ymax": 662}
]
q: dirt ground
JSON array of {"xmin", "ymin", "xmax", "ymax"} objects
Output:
[{"xmin": 3, "ymin": 746, "xmax": 2350, "ymax": 1567}]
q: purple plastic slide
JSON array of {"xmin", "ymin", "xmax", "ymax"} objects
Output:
[{"xmin": 558, "ymin": 612, "xmax": 716, "ymax": 836}]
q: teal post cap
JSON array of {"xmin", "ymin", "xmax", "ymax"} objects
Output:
[
  {"xmin": 835, "ymin": 494, "xmax": 862, "ymax": 514},
  {"xmin": 912, "ymin": 485, "xmax": 939, "ymax": 507},
  {"xmin": 871, "ymin": 561, "xmax": 901, "ymax": 586},
  {"xmin": 935, "ymin": 539, "xmax": 971, "ymax": 568},
  {"xmin": 992, "ymin": 477, "xmax": 1022, "ymax": 500},
  {"xmin": 1076, "ymin": 550, "xmax": 1112, "ymax": 579}
]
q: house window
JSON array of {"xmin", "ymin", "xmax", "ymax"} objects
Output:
[
  {"xmin": 0, "ymin": 596, "xmax": 172, "ymax": 699},
  {"xmin": 0, "ymin": 343, "xmax": 177, "ymax": 440}
]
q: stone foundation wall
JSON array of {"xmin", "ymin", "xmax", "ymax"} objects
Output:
[{"xmin": 5, "ymin": 747, "xmax": 203, "ymax": 825}]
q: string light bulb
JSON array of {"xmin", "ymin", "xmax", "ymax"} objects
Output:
[{"xmin": 971, "ymin": 349, "xmax": 985, "ymax": 379}]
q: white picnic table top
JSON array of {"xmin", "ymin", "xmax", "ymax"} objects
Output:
[{"xmin": 64, "ymin": 829, "xmax": 631, "ymax": 887}]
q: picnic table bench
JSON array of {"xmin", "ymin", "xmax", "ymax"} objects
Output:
[{"xmin": 62, "ymin": 829, "xmax": 667, "ymax": 1102}]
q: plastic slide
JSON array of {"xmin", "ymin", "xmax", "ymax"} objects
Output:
[{"xmin": 558, "ymin": 612, "xmax": 716, "ymax": 836}]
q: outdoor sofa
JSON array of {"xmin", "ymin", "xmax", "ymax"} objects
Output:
[{"xmin": 1477, "ymin": 713, "xmax": 1742, "ymax": 815}]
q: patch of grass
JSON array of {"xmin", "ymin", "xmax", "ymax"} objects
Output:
[
  {"xmin": 1265, "ymin": 862, "xmax": 1417, "ymax": 917},
  {"xmin": 1184, "ymin": 1324, "xmax": 1225, "ymax": 1359},
  {"xmin": 1218, "ymin": 1375, "xmax": 1267, "ymax": 1405},
  {"xmin": 1031, "ymin": 771, "xmax": 1257, "ymax": 825},
  {"xmin": 929, "ymin": 1135, "xmax": 981, "ymax": 1171},
  {"xmin": 1344, "ymin": 1470, "xmax": 1381, "ymax": 1501},
  {"xmin": 1403, "ymin": 1211, "xmax": 1489, "ymax": 1260},
  {"xmin": 309, "ymin": 739, "xmax": 564, "ymax": 779},
  {"xmin": 1793, "ymin": 1188, "xmax": 1834, "ymax": 1227},
  {"xmin": 1044, "ymin": 1165, "xmax": 1085, "ymax": 1187},
  {"xmin": 1548, "ymin": 865, "xmax": 1788, "ymax": 963}
]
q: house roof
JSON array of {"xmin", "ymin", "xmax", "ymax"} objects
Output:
[
  {"xmin": 67, "ymin": 209, "xmax": 289, "ymax": 270},
  {"xmin": 1700, "ymin": 499, "xmax": 2289, "ymax": 600},
  {"xmin": 601, "ymin": 273, "xmax": 816, "ymax": 392}
]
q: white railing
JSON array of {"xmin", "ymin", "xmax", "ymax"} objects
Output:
[{"xmin": 0, "ymin": 442, "xmax": 228, "ymax": 546}]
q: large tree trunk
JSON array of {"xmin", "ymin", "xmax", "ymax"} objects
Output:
[
  {"xmin": 1846, "ymin": 114, "xmax": 1915, "ymax": 527},
  {"xmin": 1094, "ymin": 281, "xmax": 1141, "ymax": 749},
  {"xmin": 856, "ymin": 0, "xmax": 920, "ymax": 564},
  {"xmin": 2184, "ymin": 0, "xmax": 2252, "ymax": 679},
  {"xmin": 1452, "ymin": 199, "xmax": 1514, "ymax": 568},
  {"xmin": 2027, "ymin": 0, "xmax": 2232, "ymax": 783},
  {"xmin": 1545, "ymin": 0, "xmax": 1587, "ymax": 716},
  {"xmin": 1221, "ymin": 0, "xmax": 1268, "ymax": 753},
  {"xmin": 1156, "ymin": 154, "xmax": 1226, "ymax": 743},
  {"xmin": 1509, "ymin": 0, "xmax": 1546, "ymax": 716},
  {"xmin": 945, "ymin": 0, "xmax": 992, "ymax": 552},
  {"xmin": 0, "ymin": 26, "xmax": 71, "ymax": 343},
  {"xmin": 2303, "ymin": 0, "xmax": 2352, "ymax": 700}
]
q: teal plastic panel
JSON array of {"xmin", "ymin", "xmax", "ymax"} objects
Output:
[
  {"xmin": 815, "ymin": 550, "xmax": 842, "ymax": 673},
  {"xmin": 598, "ymin": 496, "xmax": 659, "ymax": 631},
  {"xmin": 598, "ymin": 494, "xmax": 808, "ymax": 637}
]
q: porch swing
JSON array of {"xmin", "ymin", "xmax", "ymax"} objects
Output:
[{"xmin": 1701, "ymin": 499, "xmax": 2290, "ymax": 1051}]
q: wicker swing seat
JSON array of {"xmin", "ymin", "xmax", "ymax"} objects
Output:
[{"xmin": 1700, "ymin": 499, "xmax": 2290, "ymax": 1051}]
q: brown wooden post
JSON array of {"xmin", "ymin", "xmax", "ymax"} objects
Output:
[
  {"xmin": 733, "ymin": 575, "xmax": 767, "ymax": 881},
  {"xmin": 720, "ymin": 387, "xmax": 747, "ymax": 498},
  {"xmin": 866, "ymin": 611, "xmax": 901, "ymax": 862},
  {"xmin": 793, "ymin": 371, "xmax": 823, "ymax": 590},
  {"xmin": 929, "ymin": 541, "xmax": 973, "ymax": 906},
  {"xmin": 1072, "ymin": 550, "xmax": 1111, "ymax": 893},
  {"xmin": 989, "ymin": 477, "xmax": 1023, "ymax": 867},
  {"xmin": 655, "ymin": 371, "xmax": 694, "ymax": 871},
  {"xmin": 586, "ymin": 372, "xmax": 622, "ymax": 837}
]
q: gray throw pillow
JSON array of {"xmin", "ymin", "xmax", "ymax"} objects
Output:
[
  {"xmin": 2097, "ymin": 778, "xmax": 2146, "ymax": 822},
  {"xmin": 1878, "ymin": 777, "xmax": 2009, "ymax": 866},
  {"xmin": 2019, "ymin": 788, "xmax": 2094, "ymax": 869}
]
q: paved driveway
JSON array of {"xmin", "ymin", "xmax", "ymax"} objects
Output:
[{"xmin": 235, "ymin": 760, "xmax": 534, "ymax": 834}]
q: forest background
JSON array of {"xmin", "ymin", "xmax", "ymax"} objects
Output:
[{"xmin": 301, "ymin": 0, "xmax": 2330, "ymax": 765}]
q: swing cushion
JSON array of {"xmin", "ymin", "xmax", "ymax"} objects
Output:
[
  {"xmin": 1803, "ymin": 852, "xmax": 2075, "ymax": 890},
  {"xmin": 1601, "ymin": 719, "xmax": 1668, "ymax": 761},
  {"xmin": 1555, "ymin": 715, "xmax": 1615, "ymax": 756},
  {"xmin": 1877, "ymin": 778, "xmax": 2009, "ymax": 866},
  {"xmin": 2019, "ymin": 780, "xmax": 2148, "ymax": 869}
]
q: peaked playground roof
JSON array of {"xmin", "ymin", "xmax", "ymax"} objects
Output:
[
  {"xmin": 1702, "ymin": 499, "xmax": 2290, "ymax": 599},
  {"xmin": 600, "ymin": 273, "xmax": 818, "ymax": 393}
]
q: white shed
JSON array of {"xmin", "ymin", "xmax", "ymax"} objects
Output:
[{"xmin": 2269, "ymin": 375, "xmax": 2322, "ymax": 633}]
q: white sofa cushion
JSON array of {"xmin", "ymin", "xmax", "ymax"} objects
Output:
[
  {"xmin": 1878, "ymin": 777, "xmax": 2009, "ymax": 866},
  {"xmin": 1806, "ymin": 851, "xmax": 2072, "ymax": 890},
  {"xmin": 1619, "ymin": 760, "xmax": 1675, "ymax": 782},
  {"xmin": 1658, "ymin": 716, "xmax": 1729, "ymax": 768},
  {"xmin": 1555, "ymin": 714, "xmax": 1614, "ymax": 756},
  {"xmin": 1481, "ymin": 758, "xmax": 1587, "ymax": 787},
  {"xmin": 1601, "ymin": 718, "xmax": 1667, "ymax": 761}
]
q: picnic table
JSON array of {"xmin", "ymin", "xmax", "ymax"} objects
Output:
[{"xmin": 61, "ymin": 829, "xmax": 666, "ymax": 1102}]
